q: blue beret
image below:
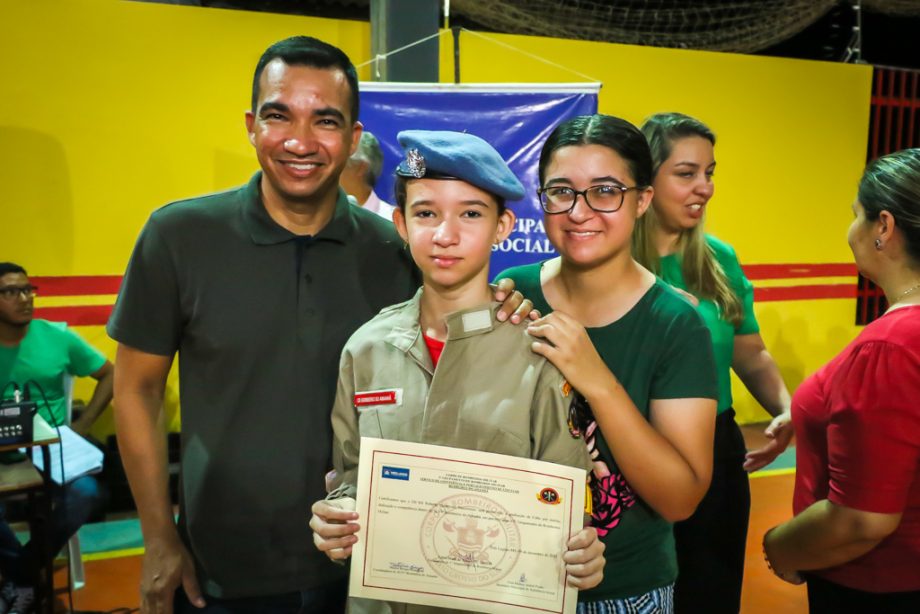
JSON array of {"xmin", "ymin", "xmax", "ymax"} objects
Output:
[{"xmin": 396, "ymin": 130, "xmax": 525, "ymax": 202}]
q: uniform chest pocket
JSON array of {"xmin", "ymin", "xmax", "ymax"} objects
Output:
[
  {"xmin": 456, "ymin": 415, "xmax": 530, "ymax": 458},
  {"xmin": 357, "ymin": 407, "xmax": 388, "ymax": 439},
  {"xmin": 358, "ymin": 405, "xmax": 428, "ymax": 442},
  {"xmin": 355, "ymin": 388, "xmax": 422, "ymax": 441}
]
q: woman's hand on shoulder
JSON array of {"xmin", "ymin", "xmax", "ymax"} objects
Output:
[
  {"xmin": 492, "ymin": 278, "xmax": 540, "ymax": 324},
  {"xmin": 527, "ymin": 311, "xmax": 617, "ymax": 401},
  {"xmin": 310, "ymin": 498, "xmax": 360, "ymax": 561}
]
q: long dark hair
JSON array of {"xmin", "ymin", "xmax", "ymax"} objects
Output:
[{"xmin": 538, "ymin": 114, "xmax": 653, "ymax": 188}]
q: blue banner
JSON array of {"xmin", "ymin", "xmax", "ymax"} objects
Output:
[{"xmin": 359, "ymin": 84, "xmax": 598, "ymax": 275}]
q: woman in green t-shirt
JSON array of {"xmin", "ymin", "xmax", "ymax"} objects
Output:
[
  {"xmin": 496, "ymin": 114, "xmax": 719, "ymax": 612},
  {"xmin": 633, "ymin": 112, "xmax": 794, "ymax": 613}
]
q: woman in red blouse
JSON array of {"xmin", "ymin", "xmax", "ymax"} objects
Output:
[{"xmin": 763, "ymin": 148, "xmax": 920, "ymax": 612}]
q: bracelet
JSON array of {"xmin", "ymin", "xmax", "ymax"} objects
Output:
[
  {"xmin": 763, "ymin": 528, "xmax": 803, "ymax": 583},
  {"xmin": 762, "ymin": 527, "xmax": 777, "ymax": 572},
  {"xmin": 760, "ymin": 527, "xmax": 776, "ymax": 574}
]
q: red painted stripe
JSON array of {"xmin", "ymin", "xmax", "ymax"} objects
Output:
[
  {"xmin": 23, "ymin": 265, "xmax": 859, "ymax": 328},
  {"xmin": 870, "ymin": 96, "xmax": 920, "ymax": 109},
  {"xmin": 742, "ymin": 263, "xmax": 857, "ymax": 280},
  {"xmin": 30, "ymin": 275, "xmax": 122, "ymax": 297},
  {"xmin": 754, "ymin": 284, "xmax": 857, "ymax": 302},
  {"xmin": 33, "ymin": 305, "xmax": 113, "ymax": 327},
  {"xmin": 31, "ymin": 264, "xmax": 858, "ymax": 295},
  {"xmin": 34, "ymin": 285, "xmax": 852, "ymax": 325}
]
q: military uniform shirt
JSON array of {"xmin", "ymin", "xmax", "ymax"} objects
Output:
[{"xmin": 329, "ymin": 289, "xmax": 592, "ymax": 614}]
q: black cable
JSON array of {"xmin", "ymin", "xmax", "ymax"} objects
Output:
[{"xmin": 22, "ymin": 378, "xmax": 75, "ymax": 614}]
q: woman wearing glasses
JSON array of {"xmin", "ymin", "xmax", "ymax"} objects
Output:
[
  {"xmin": 633, "ymin": 113, "xmax": 793, "ymax": 613},
  {"xmin": 496, "ymin": 114, "xmax": 718, "ymax": 613}
]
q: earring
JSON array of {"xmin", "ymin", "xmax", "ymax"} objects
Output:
[{"xmin": 875, "ymin": 238, "xmax": 883, "ymax": 250}]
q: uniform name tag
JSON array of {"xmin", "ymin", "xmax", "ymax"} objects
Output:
[{"xmin": 354, "ymin": 389, "xmax": 403, "ymax": 409}]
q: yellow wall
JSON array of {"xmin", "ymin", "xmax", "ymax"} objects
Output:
[
  {"xmin": 1, "ymin": 0, "xmax": 373, "ymax": 435},
  {"xmin": 1, "ymin": 1, "xmax": 871, "ymax": 430},
  {"xmin": 444, "ymin": 31, "xmax": 871, "ymax": 264}
]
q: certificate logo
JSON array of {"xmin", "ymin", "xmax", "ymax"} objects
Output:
[
  {"xmin": 420, "ymin": 494, "xmax": 521, "ymax": 587},
  {"xmin": 537, "ymin": 487, "xmax": 561, "ymax": 505},
  {"xmin": 382, "ymin": 466, "xmax": 410, "ymax": 481}
]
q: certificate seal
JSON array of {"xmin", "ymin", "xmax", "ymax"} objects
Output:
[{"xmin": 419, "ymin": 493, "xmax": 522, "ymax": 587}]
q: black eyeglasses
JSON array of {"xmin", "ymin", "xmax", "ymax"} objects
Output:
[
  {"xmin": 538, "ymin": 184, "xmax": 645, "ymax": 214},
  {"xmin": 0, "ymin": 285, "xmax": 38, "ymax": 300}
]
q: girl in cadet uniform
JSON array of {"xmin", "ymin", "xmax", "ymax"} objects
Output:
[
  {"xmin": 310, "ymin": 130, "xmax": 606, "ymax": 613},
  {"xmin": 495, "ymin": 114, "xmax": 719, "ymax": 614},
  {"xmin": 634, "ymin": 113, "xmax": 794, "ymax": 614}
]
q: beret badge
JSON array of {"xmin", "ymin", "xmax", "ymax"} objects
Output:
[{"xmin": 405, "ymin": 148, "xmax": 426, "ymax": 178}]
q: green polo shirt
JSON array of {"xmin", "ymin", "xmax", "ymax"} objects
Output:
[
  {"xmin": 0, "ymin": 319, "xmax": 106, "ymax": 426},
  {"xmin": 107, "ymin": 172, "xmax": 420, "ymax": 598},
  {"xmin": 659, "ymin": 235, "xmax": 759, "ymax": 413}
]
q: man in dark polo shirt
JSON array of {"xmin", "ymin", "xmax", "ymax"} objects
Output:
[{"xmin": 108, "ymin": 37, "xmax": 529, "ymax": 614}]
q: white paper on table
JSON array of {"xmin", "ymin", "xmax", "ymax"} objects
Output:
[
  {"xmin": 350, "ymin": 437, "xmax": 586, "ymax": 614},
  {"xmin": 30, "ymin": 425, "xmax": 104, "ymax": 485}
]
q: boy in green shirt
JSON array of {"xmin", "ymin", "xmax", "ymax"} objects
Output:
[{"xmin": 0, "ymin": 262, "xmax": 112, "ymax": 611}]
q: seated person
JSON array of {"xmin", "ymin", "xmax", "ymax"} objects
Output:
[
  {"xmin": 0, "ymin": 262, "xmax": 112, "ymax": 612},
  {"xmin": 340, "ymin": 131, "xmax": 396, "ymax": 221},
  {"xmin": 311, "ymin": 131, "xmax": 605, "ymax": 613}
]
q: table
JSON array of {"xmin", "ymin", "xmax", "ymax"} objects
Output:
[{"xmin": 0, "ymin": 414, "xmax": 61, "ymax": 614}]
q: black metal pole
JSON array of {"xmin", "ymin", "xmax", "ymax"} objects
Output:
[{"xmin": 452, "ymin": 26, "xmax": 461, "ymax": 84}]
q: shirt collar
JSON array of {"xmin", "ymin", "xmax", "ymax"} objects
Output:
[
  {"xmin": 242, "ymin": 171, "xmax": 355, "ymax": 245},
  {"xmin": 385, "ymin": 288, "xmax": 499, "ymax": 355}
]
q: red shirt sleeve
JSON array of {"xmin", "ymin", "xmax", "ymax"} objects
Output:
[{"xmin": 825, "ymin": 340, "xmax": 920, "ymax": 513}]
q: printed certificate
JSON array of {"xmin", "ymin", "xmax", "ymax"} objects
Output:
[{"xmin": 349, "ymin": 437, "xmax": 587, "ymax": 614}]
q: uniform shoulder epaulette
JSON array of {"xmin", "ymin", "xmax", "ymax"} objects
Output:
[{"xmin": 377, "ymin": 299, "xmax": 412, "ymax": 315}]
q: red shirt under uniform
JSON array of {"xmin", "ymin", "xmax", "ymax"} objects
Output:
[
  {"xmin": 422, "ymin": 333, "xmax": 445, "ymax": 367},
  {"xmin": 792, "ymin": 305, "xmax": 920, "ymax": 593}
]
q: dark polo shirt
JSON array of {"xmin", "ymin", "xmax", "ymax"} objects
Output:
[{"xmin": 108, "ymin": 172, "xmax": 419, "ymax": 598}]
